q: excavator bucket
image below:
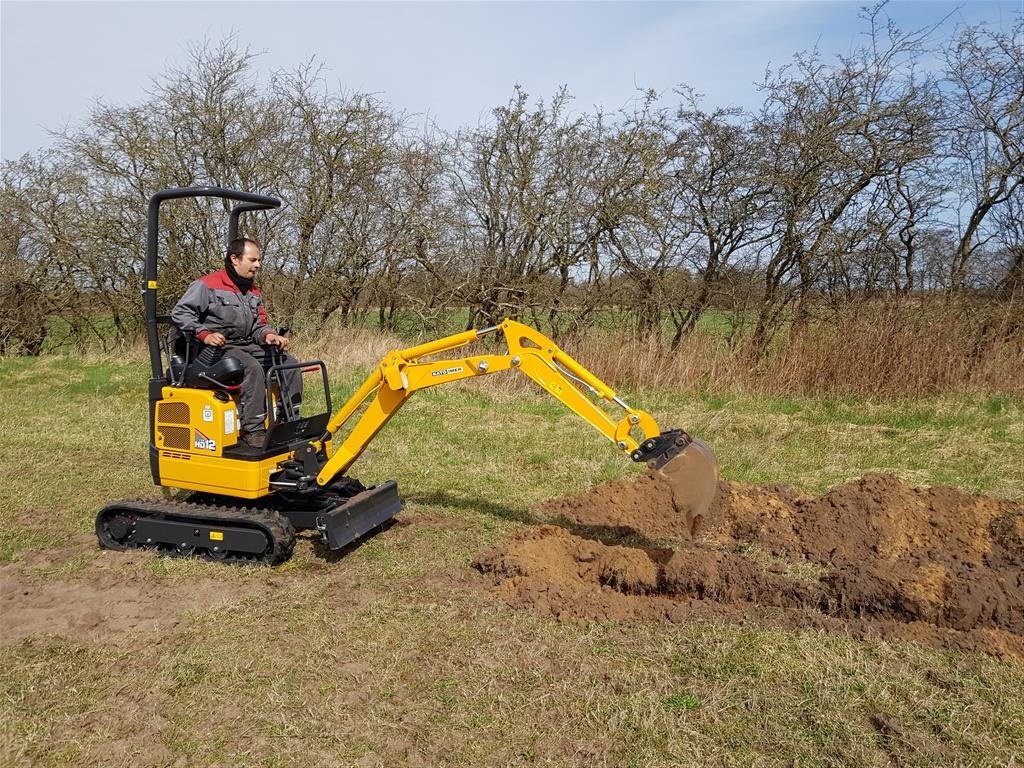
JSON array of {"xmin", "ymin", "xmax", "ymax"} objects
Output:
[
  {"xmin": 657, "ymin": 439, "xmax": 720, "ymax": 537},
  {"xmin": 632, "ymin": 432, "xmax": 721, "ymax": 537}
]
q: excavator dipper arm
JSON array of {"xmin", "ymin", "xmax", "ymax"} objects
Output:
[{"xmin": 314, "ymin": 320, "xmax": 712, "ymax": 502}]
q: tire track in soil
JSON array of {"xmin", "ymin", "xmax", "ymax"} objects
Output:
[{"xmin": 474, "ymin": 473, "xmax": 1024, "ymax": 657}]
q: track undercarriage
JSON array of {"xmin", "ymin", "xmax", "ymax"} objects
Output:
[{"xmin": 96, "ymin": 478, "xmax": 402, "ymax": 565}]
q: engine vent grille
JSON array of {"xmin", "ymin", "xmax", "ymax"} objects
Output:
[
  {"xmin": 157, "ymin": 401, "xmax": 190, "ymax": 425},
  {"xmin": 161, "ymin": 451, "xmax": 192, "ymax": 460},
  {"xmin": 159, "ymin": 426, "xmax": 191, "ymax": 451}
]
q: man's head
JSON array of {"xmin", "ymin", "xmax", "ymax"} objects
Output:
[{"xmin": 226, "ymin": 238, "xmax": 262, "ymax": 280}]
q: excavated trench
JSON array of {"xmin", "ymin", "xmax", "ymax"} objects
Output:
[{"xmin": 474, "ymin": 472, "xmax": 1024, "ymax": 657}]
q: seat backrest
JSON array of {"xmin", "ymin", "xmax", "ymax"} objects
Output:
[{"xmin": 168, "ymin": 325, "xmax": 188, "ymax": 360}]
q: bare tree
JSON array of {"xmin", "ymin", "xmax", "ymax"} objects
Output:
[
  {"xmin": 944, "ymin": 17, "xmax": 1024, "ymax": 291},
  {"xmin": 591, "ymin": 96, "xmax": 676, "ymax": 337},
  {"xmin": 664, "ymin": 93, "xmax": 773, "ymax": 347},
  {"xmin": 256, "ymin": 63, "xmax": 410, "ymax": 328},
  {"xmin": 0, "ymin": 156, "xmax": 101, "ymax": 353},
  {"xmin": 448, "ymin": 87, "xmax": 609, "ymax": 332},
  {"xmin": 748, "ymin": 6, "xmax": 939, "ymax": 354},
  {"xmin": 58, "ymin": 38, "xmax": 289, "ymax": 324},
  {"xmin": 991, "ymin": 188, "xmax": 1024, "ymax": 298},
  {"xmin": 367, "ymin": 132, "xmax": 449, "ymax": 332},
  {"xmin": 874, "ymin": 157, "xmax": 948, "ymax": 293}
]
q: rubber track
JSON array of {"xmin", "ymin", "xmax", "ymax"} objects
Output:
[{"xmin": 97, "ymin": 498, "xmax": 296, "ymax": 565}]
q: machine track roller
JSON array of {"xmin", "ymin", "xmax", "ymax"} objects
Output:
[{"xmin": 96, "ymin": 498, "xmax": 296, "ymax": 565}]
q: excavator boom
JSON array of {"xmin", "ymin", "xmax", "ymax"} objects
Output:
[{"xmin": 317, "ymin": 319, "xmax": 720, "ymax": 527}]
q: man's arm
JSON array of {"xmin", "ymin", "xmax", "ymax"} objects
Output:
[{"xmin": 170, "ymin": 280, "xmax": 219, "ymax": 344}]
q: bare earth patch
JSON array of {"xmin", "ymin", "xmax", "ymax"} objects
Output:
[
  {"xmin": 0, "ymin": 538, "xmax": 271, "ymax": 646},
  {"xmin": 474, "ymin": 472, "xmax": 1024, "ymax": 658}
]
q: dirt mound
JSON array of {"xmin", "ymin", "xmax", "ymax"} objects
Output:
[{"xmin": 475, "ymin": 472, "xmax": 1024, "ymax": 657}]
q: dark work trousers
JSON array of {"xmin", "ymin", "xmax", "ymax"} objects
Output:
[{"xmin": 223, "ymin": 343, "xmax": 303, "ymax": 434}]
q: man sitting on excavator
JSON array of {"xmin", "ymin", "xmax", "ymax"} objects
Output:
[{"xmin": 171, "ymin": 237, "xmax": 301, "ymax": 448}]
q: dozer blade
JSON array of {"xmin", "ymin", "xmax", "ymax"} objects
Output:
[
  {"xmin": 319, "ymin": 480, "xmax": 402, "ymax": 550},
  {"xmin": 632, "ymin": 432, "xmax": 721, "ymax": 537}
]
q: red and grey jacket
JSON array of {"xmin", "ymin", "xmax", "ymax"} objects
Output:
[{"xmin": 170, "ymin": 269, "xmax": 273, "ymax": 345}]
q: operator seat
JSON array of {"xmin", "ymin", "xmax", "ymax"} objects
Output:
[{"xmin": 166, "ymin": 331, "xmax": 244, "ymax": 391}]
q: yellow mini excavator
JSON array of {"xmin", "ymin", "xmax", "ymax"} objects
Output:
[{"xmin": 96, "ymin": 187, "xmax": 719, "ymax": 564}]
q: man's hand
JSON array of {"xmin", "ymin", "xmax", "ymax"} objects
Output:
[
  {"xmin": 264, "ymin": 332, "xmax": 290, "ymax": 350},
  {"xmin": 203, "ymin": 332, "xmax": 227, "ymax": 347}
]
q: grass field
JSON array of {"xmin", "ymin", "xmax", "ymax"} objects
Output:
[{"xmin": 1, "ymin": 350, "xmax": 1022, "ymax": 767}]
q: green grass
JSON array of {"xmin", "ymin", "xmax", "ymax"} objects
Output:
[{"xmin": 0, "ymin": 353, "xmax": 1022, "ymax": 767}]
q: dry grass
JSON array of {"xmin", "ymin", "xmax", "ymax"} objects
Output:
[
  {"xmin": 127, "ymin": 298, "xmax": 1023, "ymax": 400},
  {"xmin": 765, "ymin": 298, "xmax": 1023, "ymax": 396},
  {"xmin": 562, "ymin": 298, "xmax": 1024, "ymax": 398},
  {"xmin": 302, "ymin": 324, "xmax": 407, "ymax": 371}
]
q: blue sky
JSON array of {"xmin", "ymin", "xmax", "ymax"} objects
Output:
[{"xmin": 1, "ymin": 1, "xmax": 1020, "ymax": 161}]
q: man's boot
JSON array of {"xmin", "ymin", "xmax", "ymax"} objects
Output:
[{"xmin": 240, "ymin": 430, "xmax": 266, "ymax": 449}]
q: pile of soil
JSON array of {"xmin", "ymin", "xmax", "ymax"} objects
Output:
[{"xmin": 474, "ymin": 472, "xmax": 1024, "ymax": 657}]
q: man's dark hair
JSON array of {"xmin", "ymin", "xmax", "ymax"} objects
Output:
[{"xmin": 226, "ymin": 237, "xmax": 261, "ymax": 261}]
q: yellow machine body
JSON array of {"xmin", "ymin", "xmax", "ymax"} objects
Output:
[
  {"xmin": 153, "ymin": 387, "xmax": 291, "ymax": 498},
  {"xmin": 152, "ymin": 319, "xmax": 662, "ymax": 500}
]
